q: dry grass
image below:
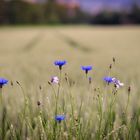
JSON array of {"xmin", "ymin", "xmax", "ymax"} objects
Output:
[{"xmin": 0, "ymin": 26, "xmax": 140, "ymax": 139}]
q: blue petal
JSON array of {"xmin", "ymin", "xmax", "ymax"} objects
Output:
[
  {"xmin": 55, "ymin": 115, "xmax": 65, "ymax": 121},
  {"xmin": 81, "ymin": 66, "xmax": 92, "ymax": 71},
  {"xmin": 0, "ymin": 78, "xmax": 8, "ymax": 86},
  {"xmin": 54, "ymin": 60, "xmax": 67, "ymax": 66},
  {"xmin": 103, "ymin": 76, "xmax": 113, "ymax": 83}
]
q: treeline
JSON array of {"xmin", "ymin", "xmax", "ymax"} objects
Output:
[
  {"xmin": 0, "ymin": 0, "xmax": 140, "ymax": 25},
  {"xmin": 0, "ymin": 0, "xmax": 86, "ymax": 24},
  {"xmin": 90, "ymin": 5, "xmax": 140, "ymax": 25}
]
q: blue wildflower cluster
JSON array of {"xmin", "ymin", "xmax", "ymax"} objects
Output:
[
  {"xmin": 53, "ymin": 60, "xmax": 124, "ymax": 124},
  {"xmin": 53, "ymin": 60, "xmax": 124, "ymax": 89},
  {"xmin": 0, "ymin": 60, "xmax": 124, "ymax": 125},
  {"xmin": 0, "ymin": 58, "xmax": 128, "ymax": 140}
]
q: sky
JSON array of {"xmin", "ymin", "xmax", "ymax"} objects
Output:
[
  {"xmin": 78, "ymin": 0, "xmax": 136, "ymax": 13},
  {"xmin": 30, "ymin": 0, "xmax": 140, "ymax": 13}
]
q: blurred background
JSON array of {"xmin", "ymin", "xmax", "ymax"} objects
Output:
[{"xmin": 0, "ymin": 0, "xmax": 140, "ymax": 25}]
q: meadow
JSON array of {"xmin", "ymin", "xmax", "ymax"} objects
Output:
[{"xmin": 0, "ymin": 26, "xmax": 140, "ymax": 140}]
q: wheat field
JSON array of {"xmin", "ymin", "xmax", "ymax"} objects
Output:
[{"xmin": 0, "ymin": 26, "xmax": 140, "ymax": 140}]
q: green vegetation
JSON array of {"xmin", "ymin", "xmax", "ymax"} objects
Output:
[
  {"xmin": 0, "ymin": 26, "xmax": 140, "ymax": 139},
  {"xmin": 0, "ymin": 0, "xmax": 140, "ymax": 24}
]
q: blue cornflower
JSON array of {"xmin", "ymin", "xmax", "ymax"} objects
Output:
[
  {"xmin": 103, "ymin": 76, "xmax": 113, "ymax": 84},
  {"xmin": 0, "ymin": 78, "xmax": 8, "ymax": 88},
  {"xmin": 54, "ymin": 60, "xmax": 67, "ymax": 70},
  {"xmin": 55, "ymin": 115, "xmax": 65, "ymax": 123},
  {"xmin": 81, "ymin": 66, "xmax": 92, "ymax": 74}
]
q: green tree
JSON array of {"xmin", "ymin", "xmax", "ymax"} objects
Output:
[
  {"xmin": 6, "ymin": 0, "xmax": 45, "ymax": 24},
  {"xmin": 131, "ymin": 4, "xmax": 140, "ymax": 23},
  {"xmin": 44, "ymin": 0, "xmax": 60, "ymax": 24},
  {"xmin": 0, "ymin": 0, "xmax": 7, "ymax": 24}
]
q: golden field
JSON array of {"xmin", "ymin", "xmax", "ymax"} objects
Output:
[{"xmin": 0, "ymin": 26, "xmax": 140, "ymax": 139}]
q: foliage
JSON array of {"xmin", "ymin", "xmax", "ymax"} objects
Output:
[{"xmin": 0, "ymin": 0, "xmax": 140, "ymax": 24}]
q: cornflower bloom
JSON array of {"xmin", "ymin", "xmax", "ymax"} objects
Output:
[
  {"xmin": 54, "ymin": 60, "xmax": 67, "ymax": 70},
  {"xmin": 81, "ymin": 66, "xmax": 92, "ymax": 75},
  {"xmin": 0, "ymin": 78, "xmax": 8, "ymax": 88},
  {"xmin": 55, "ymin": 115, "xmax": 65, "ymax": 123},
  {"xmin": 103, "ymin": 76, "xmax": 113, "ymax": 84}
]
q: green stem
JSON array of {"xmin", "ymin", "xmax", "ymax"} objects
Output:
[
  {"xmin": 125, "ymin": 93, "xmax": 130, "ymax": 114},
  {"xmin": 54, "ymin": 70, "xmax": 62, "ymax": 140},
  {"xmin": 108, "ymin": 94, "xmax": 117, "ymax": 135},
  {"xmin": 65, "ymin": 75, "xmax": 74, "ymax": 117},
  {"xmin": 55, "ymin": 70, "xmax": 62, "ymax": 116},
  {"xmin": 51, "ymin": 85, "xmax": 57, "ymax": 101},
  {"xmin": 98, "ymin": 96, "xmax": 103, "ymax": 139},
  {"xmin": 0, "ymin": 88, "xmax": 2, "ymax": 104},
  {"xmin": 97, "ymin": 89, "xmax": 103, "ymax": 140}
]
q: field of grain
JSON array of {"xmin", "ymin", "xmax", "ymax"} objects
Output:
[{"xmin": 0, "ymin": 26, "xmax": 140, "ymax": 139}]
